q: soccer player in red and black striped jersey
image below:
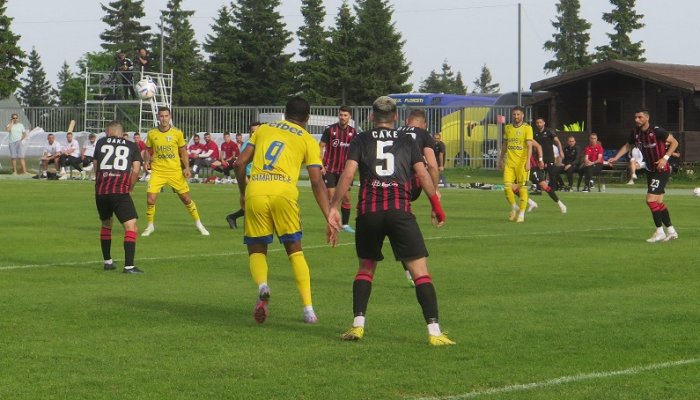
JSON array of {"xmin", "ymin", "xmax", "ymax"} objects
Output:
[
  {"xmin": 320, "ymin": 106, "xmax": 357, "ymax": 233},
  {"xmin": 93, "ymin": 121, "xmax": 144, "ymax": 273},
  {"xmin": 608, "ymin": 108, "xmax": 680, "ymax": 243},
  {"xmin": 327, "ymin": 96, "xmax": 454, "ymax": 346}
]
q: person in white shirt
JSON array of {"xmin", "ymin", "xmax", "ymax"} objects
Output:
[
  {"xmin": 627, "ymin": 147, "xmax": 646, "ymax": 185},
  {"xmin": 80, "ymin": 133, "xmax": 97, "ymax": 178},
  {"xmin": 58, "ymin": 131, "xmax": 83, "ymax": 179},
  {"xmin": 5, "ymin": 113, "xmax": 29, "ymax": 175},
  {"xmin": 40, "ymin": 133, "xmax": 63, "ymax": 178}
]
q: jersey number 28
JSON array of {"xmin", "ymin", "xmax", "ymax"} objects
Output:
[{"xmin": 100, "ymin": 146, "xmax": 130, "ymax": 171}]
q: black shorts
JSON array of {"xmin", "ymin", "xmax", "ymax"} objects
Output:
[
  {"xmin": 96, "ymin": 194, "xmax": 138, "ymax": 223},
  {"xmin": 323, "ymin": 171, "xmax": 341, "ymax": 188},
  {"xmin": 646, "ymin": 171, "xmax": 670, "ymax": 195},
  {"xmin": 529, "ymin": 168, "xmax": 546, "ymax": 185},
  {"xmin": 410, "ymin": 176, "xmax": 422, "ymax": 201},
  {"xmin": 355, "ymin": 210, "xmax": 428, "ymax": 262}
]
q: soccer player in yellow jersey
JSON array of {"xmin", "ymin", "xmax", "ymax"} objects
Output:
[
  {"xmin": 141, "ymin": 107, "xmax": 209, "ymax": 236},
  {"xmin": 234, "ymin": 97, "xmax": 333, "ymax": 325},
  {"xmin": 498, "ymin": 106, "xmax": 533, "ymax": 223}
]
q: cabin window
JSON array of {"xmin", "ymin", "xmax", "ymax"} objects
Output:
[
  {"xmin": 666, "ymin": 99, "xmax": 679, "ymax": 124},
  {"xmin": 606, "ymin": 99, "xmax": 622, "ymax": 124}
]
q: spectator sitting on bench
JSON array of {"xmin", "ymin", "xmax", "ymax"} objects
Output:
[
  {"xmin": 187, "ymin": 134, "xmax": 204, "ymax": 171},
  {"xmin": 627, "ymin": 147, "xmax": 645, "ymax": 185},
  {"xmin": 192, "ymin": 132, "xmax": 218, "ymax": 179},
  {"xmin": 59, "ymin": 131, "xmax": 83, "ymax": 180},
  {"xmin": 40, "ymin": 133, "xmax": 63, "ymax": 179},
  {"xmin": 212, "ymin": 132, "xmax": 239, "ymax": 182},
  {"xmin": 560, "ymin": 135, "xmax": 581, "ymax": 192},
  {"xmin": 81, "ymin": 133, "xmax": 97, "ymax": 178},
  {"xmin": 578, "ymin": 132, "xmax": 604, "ymax": 192}
]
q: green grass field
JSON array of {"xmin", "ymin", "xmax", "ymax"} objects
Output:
[{"xmin": 1, "ymin": 179, "xmax": 698, "ymax": 399}]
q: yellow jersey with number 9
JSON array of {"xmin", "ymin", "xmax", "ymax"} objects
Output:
[
  {"xmin": 247, "ymin": 120, "xmax": 322, "ymax": 200},
  {"xmin": 504, "ymin": 123, "xmax": 533, "ymax": 168},
  {"xmin": 146, "ymin": 126, "xmax": 186, "ymax": 174}
]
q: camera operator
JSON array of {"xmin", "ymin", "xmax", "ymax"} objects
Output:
[{"xmin": 116, "ymin": 51, "xmax": 136, "ymax": 99}]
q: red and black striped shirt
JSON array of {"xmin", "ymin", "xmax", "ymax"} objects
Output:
[
  {"xmin": 348, "ymin": 129, "xmax": 424, "ymax": 215},
  {"xmin": 629, "ymin": 125, "xmax": 670, "ymax": 173},
  {"xmin": 94, "ymin": 137, "xmax": 143, "ymax": 195},
  {"xmin": 321, "ymin": 122, "xmax": 357, "ymax": 173}
]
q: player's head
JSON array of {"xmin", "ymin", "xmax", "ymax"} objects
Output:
[
  {"xmin": 235, "ymin": 132, "xmax": 243, "ymax": 142},
  {"xmin": 406, "ymin": 108, "xmax": 427, "ymax": 129},
  {"xmin": 589, "ymin": 133, "xmax": 598, "ymax": 145},
  {"xmin": 122, "ymin": 132, "xmax": 129, "ymax": 140},
  {"xmin": 338, "ymin": 105, "xmax": 352, "ymax": 127},
  {"xmin": 634, "ymin": 108, "xmax": 650, "ymax": 128},
  {"xmin": 66, "ymin": 132, "xmax": 73, "ymax": 141},
  {"xmin": 193, "ymin": 134, "xmax": 200, "ymax": 143},
  {"xmin": 158, "ymin": 107, "xmax": 171, "ymax": 128},
  {"xmin": 434, "ymin": 132, "xmax": 442, "ymax": 142},
  {"xmin": 11, "ymin": 113, "xmax": 18, "ymax": 121},
  {"xmin": 47, "ymin": 133, "xmax": 55, "ymax": 144},
  {"xmin": 106, "ymin": 121, "xmax": 124, "ymax": 138},
  {"xmin": 89, "ymin": 133, "xmax": 96, "ymax": 142},
  {"xmin": 534, "ymin": 117, "xmax": 546, "ymax": 131},
  {"xmin": 285, "ymin": 97, "xmax": 310, "ymax": 126},
  {"xmin": 133, "ymin": 132, "xmax": 141, "ymax": 141},
  {"xmin": 249, "ymin": 121, "xmax": 261, "ymax": 134},
  {"xmin": 511, "ymin": 106, "xmax": 525, "ymax": 125},
  {"xmin": 566, "ymin": 135, "xmax": 576, "ymax": 146},
  {"xmin": 371, "ymin": 96, "xmax": 397, "ymax": 126},
  {"xmin": 223, "ymin": 132, "xmax": 231, "ymax": 142},
  {"xmin": 204, "ymin": 132, "xmax": 212, "ymax": 142}
]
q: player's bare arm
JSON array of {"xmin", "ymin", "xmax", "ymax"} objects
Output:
[
  {"xmin": 525, "ymin": 139, "xmax": 533, "ymax": 171},
  {"xmin": 179, "ymin": 146, "xmax": 191, "ymax": 178},
  {"xmin": 532, "ymin": 140, "xmax": 544, "ymax": 169},
  {"xmin": 657, "ymin": 133, "xmax": 679, "ymax": 169},
  {"xmin": 233, "ymin": 144, "xmax": 254, "ymax": 207},
  {"xmin": 414, "ymin": 161, "xmax": 445, "ymax": 227},
  {"xmin": 423, "ymin": 147, "xmax": 440, "ymax": 190}
]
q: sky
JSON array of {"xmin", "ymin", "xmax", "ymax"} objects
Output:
[{"xmin": 5, "ymin": 0, "xmax": 698, "ymax": 94}]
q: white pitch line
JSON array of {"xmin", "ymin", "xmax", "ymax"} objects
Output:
[
  {"xmin": 0, "ymin": 226, "xmax": 626, "ymax": 272},
  {"xmin": 413, "ymin": 358, "xmax": 700, "ymax": 400}
]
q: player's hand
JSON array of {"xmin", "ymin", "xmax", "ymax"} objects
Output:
[
  {"xmin": 431, "ymin": 211, "xmax": 445, "ymax": 228},
  {"xmin": 525, "ymin": 163, "xmax": 531, "ymax": 172},
  {"xmin": 183, "ymin": 168, "xmax": 191, "ymax": 178},
  {"xmin": 327, "ymin": 208, "xmax": 342, "ymax": 233},
  {"xmin": 656, "ymin": 158, "xmax": 667, "ymax": 169},
  {"xmin": 538, "ymin": 160, "xmax": 545, "ymax": 170},
  {"xmin": 326, "ymin": 224, "xmax": 338, "ymax": 247},
  {"xmin": 321, "ymin": 165, "xmax": 327, "ymax": 175}
]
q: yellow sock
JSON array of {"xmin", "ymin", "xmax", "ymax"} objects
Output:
[
  {"xmin": 289, "ymin": 251, "xmax": 312, "ymax": 307},
  {"xmin": 249, "ymin": 253, "xmax": 268, "ymax": 286},
  {"xmin": 146, "ymin": 204, "xmax": 155, "ymax": 224},
  {"xmin": 518, "ymin": 184, "xmax": 528, "ymax": 211},
  {"xmin": 185, "ymin": 200, "xmax": 201, "ymax": 222},
  {"xmin": 504, "ymin": 185, "xmax": 516, "ymax": 206}
]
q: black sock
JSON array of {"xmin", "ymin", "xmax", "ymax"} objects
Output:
[
  {"xmin": 651, "ymin": 211, "xmax": 663, "ymax": 228},
  {"xmin": 232, "ymin": 209, "xmax": 244, "ymax": 220},
  {"xmin": 352, "ymin": 278, "xmax": 372, "ymax": 317},
  {"xmin": 100, "ymin": 227, "xmax": 111, "ymax": 260},
  {"xmin": 545, "ymin": 187, "xmax": 559, "ymax": 202},
  {"xmin": 124, "ymin": 231, "xmax": 137, "ymax": 266},
  {"xmin": 660, "ymin": 208, "xmax": 672, "ymax": 227},
  {"xmin": 415, "ymin": 279, "xmax": 439, "ymax": 323},
  {"xmin": 341, "ymin": 206, "xmax": 351, "ymax": 225}
]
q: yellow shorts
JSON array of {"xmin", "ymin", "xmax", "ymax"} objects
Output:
[
  {"xmin": 503, "ymin": 164, "xmax": 528, "ymax": 187},
  {"xmin": 244, "ymin": 195, "xmax": 302, "ymax": 244},
  {"xmin": 147, "ymin": 172, "xmax": 190, "ymax": 194}
]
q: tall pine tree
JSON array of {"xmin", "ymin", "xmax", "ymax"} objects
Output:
[
  {"xmin": 156, "ymin": 0, "xmax": 207, "ymax": 105},
  {"xmin": 17, "ymin": 48, "xmax": 53, "ymax": 107},
  {"xmin": 202, "ymin": 6, "xmax": 243, "ymax": 105},
  {"xmin": 327, "ymin": 1, "xmax": 357, "ymax": 105},
  {"xmin": 419, "ymin": 61, "xmax": 466, "ymax": 94},
  {"xmin": 0, "ymin": 0, "xmax": 26, "ymax": 99},
  {"xmin": 296, "ymin": 0, "xmax": 331, "ymax": 104},
  {"xmin": 472, "ymin": 64, "xmax": 500, "ymax": 94},
  {"xmin": 54, "ymin": 61, "xmax": 83, "ymax": 106},
  {"xmin": 595, "ymin": 0, "xmax": 646, "ymax": 62},
  {"xmin": 100, "ymin": 0, "xmax": 151, "ymax": 56},
  {"xmin": 352, "ymin": 0, "xmax": 412, "ymax": 103},
  {"xmin": 230, "ymin": 0, "xmax": 294, "ymax": 105},
  {"xmin": 543, "ymin": 0, "xmax": 593, "ymax": 74}
]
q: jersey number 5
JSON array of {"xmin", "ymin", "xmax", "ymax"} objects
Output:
[
  {"xmin": 376, "ymin": 140, "xmax": 395, "ymax": 176},
  {"xmin": 100, "ymin": 146, "xmax": 129, "ymax": 171}
]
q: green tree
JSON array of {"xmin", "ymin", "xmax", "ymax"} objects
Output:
[
  {"xmin": 472, "ymin": 64, "xmax": 500, "ymax": 94},
  {"xmin": 156, "ymin": 0, "xmax": 207, "ymax": 105},
  {"xmin": 100, "ymin": 0, "xmax": 151, "ymax": 55},
  {"xmin": 202, "ymin": 6, "xmax": 243, "ymax": 105},
  {"xmin": 17, "ymin": 48, "xmax": 53, "ymax": 107},
  {"xmin": 543, "ymin": 0, "xmax": 593, "ymax": 74},
  {"xmin": 295, "ymin": 0, "xmax": 332, "ymax": 104},
  {"xmin": 54, "ymin": 61, "xmax": 83, "ymax": 106},
  {"xmin": 419, "ymin": 61, "xmax": 466, "ymax": 94},
  {"xmin": 352, "ymin": 0, "xmax": 412, "ymax": 103},
  {"xmin": 595, "ymin": 0, "xmax": 646, "ymax": 62},
  {"xmin": 0, "ymin": 0, "xmax": 27, "ymax": 99},
  {"xmin": 326, "ymin": 1, "xmax": 357, "ymax": 105}
]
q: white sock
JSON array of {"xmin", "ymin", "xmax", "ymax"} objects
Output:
[
  {"xmin": 258, "ymin": 283, "xmax": 268, "ymax": 292},
  {"xmin": 303, "ymin": 305, "xmax": 314, "ymax": 314},
  {"xmin": 196, "ymin": 220, "xmax": 205, "ymax": 228},
  {"xmin": 558, "ymin": 200, "xmax": 565, "ymax": 207},
  {"xmin": 427, "ymin": 322, "xmax": 442, "ymax": 336},
  {"xmin": 667, "ymin": 226, "xmax": 676, "ymax": 234},
  {"xmin": 192, "ymin": 165, "xmax": 198, "ymax": 173},
  {"xmin": 656, "ymin": 227, "xmax": 664, "ymax": 235},
  {"xmin": 353, "ymin": 316, "xmax": 365, "ymax": 328},
  {"xmin": 104, "ymin": 259, "xmax": 113, "ymax": 265},
  {"xmin": 528, "ymin": 199, "xmax": 537, "ymax": 207},
  {"xmin": 405, "ymin": 270, "xmax": 412, "ymax": 280},
  {"xmin": 124, "ymin": 266, "xmax": 134, "ymax": 269},
  {"xmin": 511, "ymin": 203, "xmax": 519, "ymax": 210}
]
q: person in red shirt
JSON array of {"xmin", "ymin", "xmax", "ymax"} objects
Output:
[
  {"xmin": 212, "ymin": 132, "xmax": 240, "ymax": 181},
  {"xmin": 192, "ymin": 132, "xmax": 219, "ymax": 178},
  {"xmin": 579, "ymin": 133, "xmax": 604, "ymax": 192},
  {"xmin": 133, "ymin": 132, "xmax": 148, "ymax": 180}
]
